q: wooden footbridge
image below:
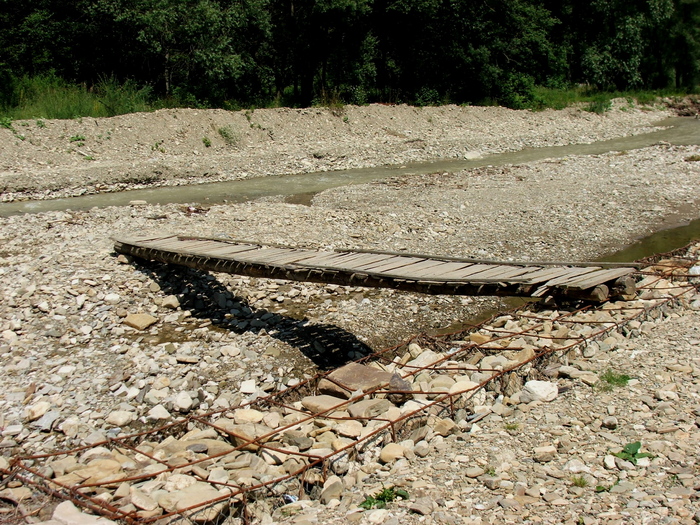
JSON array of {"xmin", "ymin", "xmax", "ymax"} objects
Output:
[{"xmin": 113, "ymin": 234, "xmax": 638, "ymax": 302}]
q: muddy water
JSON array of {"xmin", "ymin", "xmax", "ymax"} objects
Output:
[{"xmin": 2, "ymin": 117, "xmax": 700, "ymax": 218}]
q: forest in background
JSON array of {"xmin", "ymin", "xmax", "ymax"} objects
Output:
[{"xmin": 1, "ymin": 0, "xmax": 699, "ymax": 117}]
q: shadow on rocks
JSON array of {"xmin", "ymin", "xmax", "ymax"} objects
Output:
[{"xmin": 132, "ymin": 259, "xmax": 372, "ymax": 370}]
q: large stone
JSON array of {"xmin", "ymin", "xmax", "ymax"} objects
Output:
[
  {"xmin": 123, "ymin": 313, "xmax": 158, "ymax": 331},
  {"xmin": 520, "ymin": 381, "xmax": 559, "ymax": 403},
  {"xmin": 162, "ymin": 295, "xmax": 180, "ymax": 309},
  {"xmin": 25, "ymin": 401, "xmax": 51, "ymax": 421},
  {"xmin": 174, "ymin": 391, "xmax": 193, "ymax": 412},
  {"xmin": 318, "ymin": 363, "xmax": 393, "ymax": 399},
  {"xmin": 130, "ymin": 486, "xmax": 158, "ymax": 511},
  {"xmin": 214, "ymin": 421, "xmax": 274, "ymax": 451},
  {"xmin": 147, "ymin": 405, "xmax": 171, "ymax": 420},
  {"xmin": 232, "ymin": 408, "xmax": 265, "ymax": 424},
  {"xmin": 469, "ymin": 333, "xmax": 491, "ymax": 345},
  {"xmin": 301, "ymin": 395, "xmax": 346, "ymax": 414},
  {"xmin": 533, "ymin": 445, "xmax": 557, "ymax": 463},
  {"xmin": 347, "ymin": 399, "xmax": 392, "ymax": 419},
  {"xmin": 173, "ymin": 482, "xmax": 229, "ymax": 522},
  {"xmin": 156, "ymin": 438, "xmax": 235, "ymax": 457},
  {"xmin": 405, "ymin": 350, "xmax": 443, "ymax": 372},
  {"xmin": 51, "ymin": 501, "xmax": 117, "ymax": 525},
  {"xmin": 320, "ymin": 476, "xmax": 344, "ymax": 504},
  {"xmin": 106, "ymin": 410, "xmax": 135, "ymax": 426},
  {"xmin": 335, "ymin": 420, "xmax": 363, "ymax": 438},
  {"xmin": 431, "ymin": 417, "xmax": 457, "ymax": 437},
  {"xmin": 379, "ymin": 443, "xmax": 406, "ymax": 463}
]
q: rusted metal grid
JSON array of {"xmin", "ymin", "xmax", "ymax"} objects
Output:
[{"xmin": 2, "ymin": 253, "xmax": 698, "ymax": 525}]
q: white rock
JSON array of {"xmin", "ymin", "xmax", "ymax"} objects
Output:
[
  {"xmin": 130, "ymin": 486, "xmax": 158, "ymax": 511},
  {"xmin": 52, "ymin": 500, "xmax": 117, "ymax": 524},
  {"xmin": 520, "ymin": 381, "xmax": 558, "ymax": 403},
  {"xmin": 57, "ymin": 365, "xmax": 77, "ymax": 376},
  {"xmin": 240, "ymin": 379, "xmax": 256, "ymax": 394},
  {"xmin": 104, "ymin": 293, "xmax": 121, "ymax": 305},
  {"xmin": 2, "ymin": 329, "xmax": 18, "ymax": 342},
  {"xmin": 233, "ymin": 408, "xmax": 265, "ymax": 424},
  {"xmin": 603, "ymin": 455, "xmax": 617, "ymax": 470},
  {"xmin": 174, "ymin": 391, "xmax": 193, "ymax": 412},
  {"xmin": 368, "ymin": 509, "xmax": 390, "ymax": 524},
  {"xmin": 25, "ymin": 401, "xmax": 51, "ymax": 421},
  {"xmin": 147, "ymin": 404, "xmax": 171, "ymax": 420},
  {"xmin": 106, "ymin": 410, "xmax": 135, "ymax": 426}
]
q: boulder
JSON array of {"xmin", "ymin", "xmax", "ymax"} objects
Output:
[{"xmin": 317, "ymin": 362, "xmax": 393, "ymax": 399}]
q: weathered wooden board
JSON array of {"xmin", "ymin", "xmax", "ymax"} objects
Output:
[{"xmin": 112, "ymin": 234, "xmax": 638, "ymax": 302}]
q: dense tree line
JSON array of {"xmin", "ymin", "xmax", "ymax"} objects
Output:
[{"xmin": 1, "ymin": 0, "xmax": 699, "ymax": 109}]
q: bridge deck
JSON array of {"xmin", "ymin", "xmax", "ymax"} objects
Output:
[{"xmin": 112, "ymin": 234, "xmax": 638, "ymax": 302}]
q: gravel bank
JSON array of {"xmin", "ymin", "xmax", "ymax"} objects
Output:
[{"xmin": 0, "ymin": 103, "xmax": 699, "ymax": 524}]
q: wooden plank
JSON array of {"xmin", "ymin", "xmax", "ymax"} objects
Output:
[
  {"xmin": 143, "ymin": 237, "xmax": 199, "ymax": 250},
  {"xmin": 211, "ymin": 244, "xmax": 263, "ymax": 256},
  {"xmin": 346, "ymin": 247, "xmax": 643, "ymax": 268},
  {"xmin": 542, "ymin": 267, "xmax": 601, "ymax": 286},
  {"xmin": 297, "ymin": 252, "xmax": 371, "ymax": 266},
  {"xmin": 562, "ymin": 267, "xmax": 635, "ymax": 290},
  {"xmin": 157, "ymin": 240, "xmax": 214, "ymax": 252},
  {"xmin": 234, "ymin": 248, "xmax": 297, "ymax": 263},
  {"xmin": 509, "ymin": 267, "xmax": 573, "ymax": 284},
  {"xmin": 337, "ymin": 253, "xmax": 397, "ymax": 269},
  {"xmin": 450, "ymin": 265, "xmax": 524, "ymax": 280},
  {"xmin": 354, "ymin": 256, "xmax": 426, "ymax": 273},
  {"xmin": 437, "ymin": 264, "xmax": 495, "ymax": 279},
  {"xmin": 252, "ymin": 250, "xmax": 323, "ymax": 265},
  {"xmin": 192, "ymin": 244, "xmax": 261, "ymax": 256},
  {"xmin": 127, "ymin": 234, "xmax": 180, "ymax": 245},
  {"xmin": 468, "ymin": 266, "xmax": 543, "ymax": 281},
  {"xmin": 421, "ymin": 262, "xmax": 475, "ymax": 278},
  {"xmin": 390, "ymin": 259, "xmax": 456, "ymax": 276}
]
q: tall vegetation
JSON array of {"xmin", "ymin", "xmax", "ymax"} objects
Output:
[{"xmin": 1, "ymin": 0, "xmax": 698, "ymax": 116}]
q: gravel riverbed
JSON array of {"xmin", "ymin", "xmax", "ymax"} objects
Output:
[{"xmin": 1, "ymin": 102, "xmax": 699, "ymax": 525}]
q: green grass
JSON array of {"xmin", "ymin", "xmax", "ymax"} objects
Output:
[
  {"xmin": 571, "ymin": 475, "xmax": 588, "ymax": 488},
  {"xmin": 217, "ymin": 125, "xmax": 239, "ymax": 145},
  {"xmin": 529, "ymin": 85, "xmax": 694, "ymax": 113},
  {"xmin": 599, "ymin": 369, "xmax": 631, "ymax": 389},
  {"xmin": 1, "ymin": 74, "xmax": 696, "ymax": 123},
  {"xmin": 0, "ymin": 74, "xmax": 151, "ymax": 120},
  {"xmin": 359, "ymin": 486, "xmax": 409, "ymax": 510}
]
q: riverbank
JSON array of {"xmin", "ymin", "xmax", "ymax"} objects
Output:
[
  {"xmin": 1, "ymin": 103, "xmax": 699, "ymax": 524},
  {"xmin": 0, "ymin": 101, "xmax": 674, "ymax": 202}
]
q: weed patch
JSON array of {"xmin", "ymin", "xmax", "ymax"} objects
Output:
[
  {"xmin": 597, "ymin": 369, "xmax": 630, "ymax": 391},
  {"xmin": 218, "ymin": 126, "xmax": 239, "ymax": 145},
  {"xmin": 571, "ymin": 475, "xmax": 588, "ymax": 488},
  {"xmin": 359, "ymin": 486, "xmax": 409, "ymax": 510},
  {"xmin": 612, "ymin": 441, "xmax": 653, "ymax": 465}
]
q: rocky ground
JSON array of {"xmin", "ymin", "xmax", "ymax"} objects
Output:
[{"xmin": 0, "ymin": 102, "xmax": 699, "ymax": 524}]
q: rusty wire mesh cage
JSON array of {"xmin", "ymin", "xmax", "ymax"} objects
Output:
[{"xmin": 2, "ymin": 245, "xmax": 699, "ymax": 525}]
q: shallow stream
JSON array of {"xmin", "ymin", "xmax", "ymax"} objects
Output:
[{"xmin": 2, "ymin": 116, "xmax": 700, "ymax": 218}]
